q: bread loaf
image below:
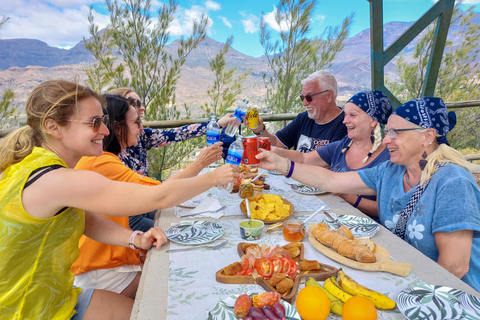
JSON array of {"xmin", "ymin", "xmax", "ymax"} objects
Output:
[{"xmin": 312, "ymin": 223, "xmax": 376, "ymax": 263}]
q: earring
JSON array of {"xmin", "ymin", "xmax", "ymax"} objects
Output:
[
  {"xmin": 370, "ymin": 129, "xmax": 374, "ymax": 144},
  {"xmin": 418, "ymin": 142, "xmax": 431, "ymax": 170}
]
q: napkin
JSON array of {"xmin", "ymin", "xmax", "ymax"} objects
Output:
[{"xmin": 175, "ymin": 197, "xmax": 224, "ymax": 219}]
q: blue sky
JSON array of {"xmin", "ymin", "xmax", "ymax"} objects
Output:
[{"xmin": 1, "ymin": 0, "xmax": 479, "ymax": 57}]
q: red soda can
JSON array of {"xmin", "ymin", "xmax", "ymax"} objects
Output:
[
  {"xmin": 242, "ymin": 136, "xmax": 260, "ymax": 165},
  {"xmin": 258, "ymin": 137, "xmax": 271, "ymax": 151}
]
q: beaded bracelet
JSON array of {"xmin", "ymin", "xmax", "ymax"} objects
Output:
[
  {"xmin": 129, "ymin": 230, "xmax": 144, "ymax": 250},
  {"xmin": 353, "ymin": 196, "xmax": 362, "ymax": 208},
  {"xmin": 253, "ymin": 124, "xmax": 266, "ymax": 135}
]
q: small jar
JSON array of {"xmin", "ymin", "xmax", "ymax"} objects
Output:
[
  {"xmin": 282, "ymin": 219, "xmax": 306, "ymax": 242},
  {"xmin": 239, "ymin": 183, "xmax": 254, "ymax": 199}
]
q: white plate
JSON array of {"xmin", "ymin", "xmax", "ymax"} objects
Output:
[
  {"xmin": 178, "ymin": 193, "xmax": 207, "ymax": 208},
  {"xmin": 165, "ymin": 221, "xmax": 224, "ymax": 245},
  {"xmin": 323, "ymin": 213, "xmax": 380, "ymax": 238},
  {"xmin": 397, "ymin": 284, "xmax": 480, "ymax": 320},
  {"xmin": 291, "ymin": 184, "xmax": 326, "ymax": 195},
  {"xmin": 206, "ymin": 293, "xmax": 300, "ymax": 320}
]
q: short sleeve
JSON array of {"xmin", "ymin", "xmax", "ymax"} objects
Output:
[
  {"xmin": 316, "ymin": 140, "xmax": 339, "ymax": 166},
  {"xmin": 275, "ymin": 117, "xmax": 303, "ymax": 149}
]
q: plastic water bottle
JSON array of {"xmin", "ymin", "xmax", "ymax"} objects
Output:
[
  {"xmin": 206, "ymin": 113, "xmax": 220, "ymax": 146},
  {"xmin": 222, "ymin": 135, "xmax": 244, "ymax": 192},
  {"xmin": 224, "ymin": 99, "xmax": 249, "ymax": 137}
]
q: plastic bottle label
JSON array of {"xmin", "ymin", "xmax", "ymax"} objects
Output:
[
  {"xmin": 206, "ymin": 131, "xmax": 220, "ymax": 145},
  {"xmin": 225, "ymin": 151, "xmax": 242, "ymax": 165},
  {"xmin": 232, "ymin": 108, "xmax": 247, "ymax": 122}
]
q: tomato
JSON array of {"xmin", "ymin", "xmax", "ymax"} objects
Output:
[
  {"xmin": 270, "ymin": 257, "xmax": 284, "ymax": 274},
  {"xmin": 280, "ymin": 257, "xmax": 298, "ymax": 278},
  {"xmin": 235, "ymin": 258, "xmax": 251, "ymax": 276},
  {"xmin": 254, "ymin": 258, "xmax": 274, "ymax": 278}
]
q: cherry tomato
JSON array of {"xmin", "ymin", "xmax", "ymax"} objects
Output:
[{"xmin": 254, "ymin": 258, "xmax": 274, "ymax": 278}]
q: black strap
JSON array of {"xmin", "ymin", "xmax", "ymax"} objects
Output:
[{"xmin": 25, "ymin": 164, "xmax": 67, "ymax": 215}]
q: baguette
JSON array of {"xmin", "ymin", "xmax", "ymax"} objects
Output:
[{"xmin": 312, "ymin": 223, "xmax": 376, "ymax": 263}]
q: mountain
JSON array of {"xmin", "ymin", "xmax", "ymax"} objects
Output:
[{"xmin": 0, "ymin": 13, "xmax": 478, "ymax": 113}]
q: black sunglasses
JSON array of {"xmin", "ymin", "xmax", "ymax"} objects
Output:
[
  {"xmin": 123, "ymin": 116, "xmax": 142, "ymax": 128},
  {"xmin": 299, "ymin": 89, "xmax": 329, "ymax": 102},
  {"xmin": 128, "ymin": 98, "xmax": 142, "ymax": 108},
  {"xmin": 67, "ymin": 115, "xmax": 108, "ymax": 132}
]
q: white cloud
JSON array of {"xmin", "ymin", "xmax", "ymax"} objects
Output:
[
  {"xmin": 205, "ymin": 0, "xmax": 221, "ymax": 11},
  {"xmin": 239, "ymin": 11, "xmax": 260, "ymax": 34},
  {"xmin": 168, "ymin": 5, "xmax": 213, "ymax": 36},
  {"xmin": 463, "ymin": 0, "xmax": 480, "ymax": 4},
  {"xmin": 1, "ymin": 1, "xmax": 109, "ymax": 48},
  {"xmin": 219, "ymin": 16, "xmax": 232, "ymax": 28},
  {"xmin": 261, "ymin": 6, "xmax": 289, "ymax": 33}
]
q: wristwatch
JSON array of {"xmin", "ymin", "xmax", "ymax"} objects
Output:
[{"xmin": 253, "ymin": 124, "xmax": 266, "ymax": 136}]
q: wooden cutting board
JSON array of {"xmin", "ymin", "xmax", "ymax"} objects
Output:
[
  {"xmin": 308, "ymin": 224, "xmax": 412, "ymax": 277},
  {"xmin": 215, "ymin": 242, "xmax": 338, "ymax": 303}
]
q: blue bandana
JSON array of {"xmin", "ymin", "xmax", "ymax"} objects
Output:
[
  {"xmin": 347, "ymin": 90, "xmax": 393, "ymax": 124},
  {"xmin": 392, "ymin": 97, "xmax": 456, "ymax": 145}
]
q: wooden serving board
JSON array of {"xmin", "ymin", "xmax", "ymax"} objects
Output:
[
  {"xmin": 308, "ymin": 224, "xmax": 412, "ymax": 277},
  {"xmin": 240, "ymin": 198, "xmax": 294, "ymax": 224},
  {"xmin": 215, "ymin": 242, "xmax": 338, "ymax": 303}
]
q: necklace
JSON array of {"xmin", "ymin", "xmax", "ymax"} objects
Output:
[{"xmin": 405, "ymin": 171, "xmax": 419, "ymax": 188}]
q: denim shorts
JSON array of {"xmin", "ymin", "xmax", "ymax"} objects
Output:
[{"xmin": 71, "ymin": 287, "xmax": 94, "ymax": 320}]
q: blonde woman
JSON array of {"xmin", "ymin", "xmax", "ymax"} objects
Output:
[
  {"xmin": 0, "ymin": 80, "xmax": 238, "ymax": 320},
  {"xmin": 258, "ymin": 97, "xmax": 480, "ymax": 292}
]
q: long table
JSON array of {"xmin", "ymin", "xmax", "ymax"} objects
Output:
[{"xmin": 131, "ymin": 179, "xmax": 479, "ymax": 320}]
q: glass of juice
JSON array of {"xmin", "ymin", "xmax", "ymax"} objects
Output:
[{"xmin": 282, "ymin": 219, "xmax": 306, "ymax": 242}]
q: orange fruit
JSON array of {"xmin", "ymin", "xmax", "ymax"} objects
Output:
[
  {"xmin": 295, "ymin": 286, "xmax": 330, "ymax": 320},
  {"xmin": 342, "ymin": 296, "xmax": 378, "ymax": 320}
]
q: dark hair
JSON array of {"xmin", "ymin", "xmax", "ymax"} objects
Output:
[{"xmin": 102, "ymin": 94, "xmax": 132, "ymax": 155}]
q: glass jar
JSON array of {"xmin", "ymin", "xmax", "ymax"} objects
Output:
[{"xmin": 282, "ymin": 219, "xmax": 306, "ymax": 242}]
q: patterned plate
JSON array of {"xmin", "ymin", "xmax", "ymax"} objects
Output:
[
  {"xmin": 291, "ymin": 184, "xmax": 326, "ymax": 195},
  {"xmin": 206, "ymin": 293, "xmax": 300, "ymax": 320},
  {"xmin": 165, "ymin": 221, "xmax": 224, "ymax": 245},
  {"xmin": 397, "ymin": 284, "xmax": 480, "ymax": 320},
  {"xmin": 323, "ymin": 214, "xmax": 380, "ymax": 238}
]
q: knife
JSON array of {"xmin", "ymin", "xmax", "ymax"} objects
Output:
[
  {"xmin": 179, "ymin": 206, "xmax": 226, "ymax": 217},
  {"xmin": 166, "ymin": 240, "xmax": 228, "ymax": 253},
  {"xmin": 323, "ymin": 211, "xmax": 343, "ymax": 228}
]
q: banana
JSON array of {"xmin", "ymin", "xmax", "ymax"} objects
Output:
[
  {"xmin": 305, "ymin": 277, "xmax": 343, "ymax": 316},
  {"xmin": 337, "ymin": 269, "xmax": 396, "ymax": 310},
  {"xmin": 323, "ymin": 275, "xmax": 354, "ymax": 303}
]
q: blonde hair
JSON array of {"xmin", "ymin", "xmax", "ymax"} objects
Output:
[
  {"xmin": 0, "ymin": 80, "xmax": 104, "ymax": 172},
  {"xmin": 109, "ymin": 87, "xmax": 134, "ymax": 97},
  {"xmin": 420, "ymin": 140, "xmax": 476, "ymax": 184},
  {"xmin": 363, "ymin": 123, "xmax": 382, "ymax": 163}
]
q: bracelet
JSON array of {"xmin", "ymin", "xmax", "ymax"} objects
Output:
[
  {"xmin": 253, "ymin": 124, "xmax": 266, "ymax": 136},
  {"xmin": 129, "ymin": 230, "xmax": 144, "ymax": 250},
  {"xmin": 285, "ymin": 159, "xmax": 295, "ymax": 178},
  {"xmin": 353, "ymin": 196, "xmax": 362, "ymax": 208}
]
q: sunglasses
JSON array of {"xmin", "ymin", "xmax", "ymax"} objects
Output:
[
  {"xmin": 384, "ymin": 127, "xmax": 424, "ymax": 139},
  {"xmin": 299, "ymin": 89, "xmax": 329, "ymax": 102},
  {"xmin": 124, "ymin": 116, "xmax": 142, "ymax": 128},
  {"xmin": 67, "ymin": 115, "xmax": 108, "ymax": 132},
  {"xmin": 128, "ymin": 98, "xmax": 142, "ymax": 108}
]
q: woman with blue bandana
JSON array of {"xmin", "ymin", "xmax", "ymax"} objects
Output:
[
  {"xmin": 283, "ymin": 90, "xmax": 393, "ymax": 221},
  {"xmin": 258, "ymin": 97, "xmax": 480, "ymax": 292}
]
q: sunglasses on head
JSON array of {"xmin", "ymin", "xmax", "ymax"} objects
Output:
[
  {"xmin": 299, "ymin": 89, "xmax": 329, "ymax": 102},
  {"xmin": 67, "ymin": 115, "xmax": 108, "ymax": 132}
]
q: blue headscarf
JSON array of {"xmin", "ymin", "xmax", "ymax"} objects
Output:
[
  {"xmin": 347, "ymin": 90, "xmax": 393, "ymax": 124},
  {"xmin": 392, "ymin": 97, "xmax": 456, "ymax": 145}
]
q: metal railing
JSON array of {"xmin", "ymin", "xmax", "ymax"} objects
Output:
[{"xmin": 1, "ymin": 100, "xmax": 480, "ymax": 161}]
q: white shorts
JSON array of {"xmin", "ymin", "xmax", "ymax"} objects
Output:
[{"xmin": 74, "ymin": 264, "xmax": 141, "ymax": 294}]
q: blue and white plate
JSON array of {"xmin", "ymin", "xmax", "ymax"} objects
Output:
[
  {"xmin": 323, "ymin": 213, "xmax": 380, "ymax": 238},
  {"xmin": 291, "ymin": 184, "xmax": 326, "ymax": 195},
  {"xmin": 165, "ymin": 221, "xmax": 224, "ymax": 245},
  {"xmin": 206, "ymin": 293, "xmax": 300, "ymax": 320},
  {"xmin": 397, "ymin": 284, "xmax": 480, "ymax": 320}
]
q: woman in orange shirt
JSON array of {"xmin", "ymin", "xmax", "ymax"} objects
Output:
[{"xmin": 72, "ymin": 94, "xmax": 223, "ymax": 299}]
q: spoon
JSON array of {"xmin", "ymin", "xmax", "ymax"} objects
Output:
[
  {"xmin": 264, "ymin": 204, "xmax": 327, "ymax": 232},
  {"xmin": 303, "ymin": 205, "xmax": 328, "ymax": 225},
  {"xmin": 246, "ymin": 198, "xmax": 252, "ymax": 224},
  {"xmin": 250, "ymin": 169, "xmax": 267, "ymax": 183}
]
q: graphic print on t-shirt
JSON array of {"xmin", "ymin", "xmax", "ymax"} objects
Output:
[{"xmin": 296, "ymin": 134, "xmax": 329, "ymax": 153}]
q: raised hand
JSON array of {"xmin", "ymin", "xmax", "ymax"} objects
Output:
[
  {"xmin": 256, "ymin": 149, "xmax": 286, "ymax": 172},
  {"xmin": 195, "ymin": 141, "xmax": 223, "ymax": 167},
  {"xmin": 217, "ymin": 113, "xmax": 236, "ymax": 128},
  {"xmin": 212, "ymin": 164, "xmax": 240, "ymax": 185}
]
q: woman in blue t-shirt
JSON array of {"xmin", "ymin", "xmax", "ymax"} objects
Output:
[
  {"xmin": 279, "ymin": 90, "xmax": 393, "ymax": 221},
  {"xmin": 258, "ymin": 97, "xmax": 480, "ymax": 292}
]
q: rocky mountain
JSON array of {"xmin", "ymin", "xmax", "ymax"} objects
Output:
[{"xmin": 0, "ymin": 13, "xmax": 478, "ymax": 113}]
